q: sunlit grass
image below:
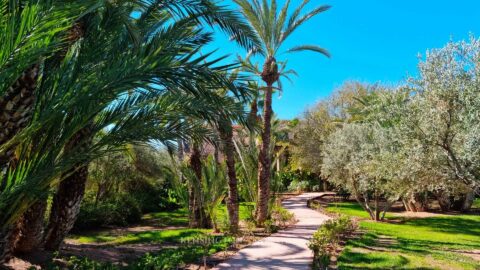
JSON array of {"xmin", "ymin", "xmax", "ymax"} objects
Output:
[
  {"xmin": 71, "ymin": 228, "xmax": 211, "ymax": 245},
  {"xmin": 216, "ymin": 202, "xmax": 255, "ymax": 222},
  {"xmin": 142, "ymin": 208, "xmax": 189, "ymax": 227},
  {"xmin": 327, "ymin": 202, "xmax": 480, "ymax": 270},
  {"xmin": 71, "ymin": 203, "xmax": 256, "ymax": 245}
]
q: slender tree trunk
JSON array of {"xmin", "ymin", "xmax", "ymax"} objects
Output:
[
  {"xmin": 256, "ymin": 56, "xmax": 279, "ymax": 225},
  {"xmin": 248, "ymin": 97, "xmax": 258, "ymax": 126},
  {"xmin": 44, "ymin": 127, "xmax": 92, "ymax": 251},
  {"xmin": 374, "ymin": 191, "xmax": 380, "ymax": 221},
  {"xmin": 188, "ymin": 145, "xmax": 211, "ymax": 229},
  {"xmin": 220, "ymin": 123, "xmax": 239, "ymax": 233},
  {"xmin": 255, "ymin": 83, "xmax": 273, "ymax": 225}
]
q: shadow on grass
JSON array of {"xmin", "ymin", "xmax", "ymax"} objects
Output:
[
  {"xmin": 338, "ymin": 249, "xmax": 433, "ymax": 270},
  {"xmin": 142, "ymin": 209, "xmax": 189, "ymax": 227},
  {"xmin": 403, "ymin": 216, "xmax": 480, "ymax": 237}
]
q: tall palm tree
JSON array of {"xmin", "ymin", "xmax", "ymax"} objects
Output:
[{"xmin": 234, "ymin": 0, "xmax": 331, "ymax": 224}]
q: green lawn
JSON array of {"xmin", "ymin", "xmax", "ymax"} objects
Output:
[
  {"xmin": 71, "ymin": 228, "xmax": 211, "ymax": 245},
  {"xmin": 216, "ymin": 202, "xmax": 256, "ymax": 222},
  {"xmin": 142, "ymin": 208, "xmax": 189, "ymax": 227},
  {"xmin": 71, "ymin": 203, "xmax": 255, "ymax": 245},
  {"xmin": 326, "ymin": 202, "xmax": 480, "ymax": 270}
]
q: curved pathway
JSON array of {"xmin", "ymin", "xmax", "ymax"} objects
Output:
[{"xmin": 214, "ymin": 192, "xmax": 331, "ymax": 270}]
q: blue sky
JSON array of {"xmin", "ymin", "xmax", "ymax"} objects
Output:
[{"xmin": 209, "ymin": 0, "xmax": 480, "ymax": 119}]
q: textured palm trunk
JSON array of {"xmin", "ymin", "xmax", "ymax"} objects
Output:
[
  {"xmin": 0, "ymin": 225, "xmax": 21, "ymax": 264},
  {"xmin": 255, "ymin": 57, "xmax": 278, "ymax": 225},
  {"xmin": 0, "ymin": 66, "xmax": 39, "ymax": 166},
  {"xmin": 255, "ymin": 83, "xmax": 273, "ymax": 224},
  {"xmin": 248, "ymin": 97, "xmax": 258, "ymax": 126},
  {"xmin": 0, "ymin": 65, "xmax": 40, "ymax": 261},
  {"xmin": 43, "ymin": 127, "xmax": 92, "ymax": 251},
  {"xmin": 3, "ymin": 22, "xmax": 87, "ymax": 256},
  {"xmin": 219, "ymin": 123, "xmax": 239, "ymax": 233},
  {"xmin": 14, "ymin": 200, "xmax": 47, "ymax": 253},
  {"xmin": 188, "ymin": 145, "xmax": 211, "ymax": 229}
]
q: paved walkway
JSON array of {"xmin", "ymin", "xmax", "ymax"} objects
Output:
[{"xmin": 214, "ymin": 193, "xmax": 331, "ymax": 270}]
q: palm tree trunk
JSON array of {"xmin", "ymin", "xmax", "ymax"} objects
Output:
[
  {"xmin": 2, "ymin": 22, "xmax": 87, "ymax": 255},
  {"xmin": 248, "ymin": 97, "xmax": 258, "ymax": 126},
  {"xmin": 0, "ymin": 225, "xmax": 21, "ymax": 264},
  {"xmin": 44, "ymin": 127, "xmax": 92, "ymax": 251},
  {"xmin": 256, "ymin": 56, "xmax": 279, "ymax": 225},
  {"xmin": 255, "ymin": 82, "xmax": 273, "ymax": 225},
  {"xmin": 0, "ymin": 65, "xmax": 40, "ymax": 261},
  {"xmin": 14, "ymin": 200, "xmax": 47, "ymax": 253},
  {"xmin": 0, "ymin": 65, "xmax": 39, "ymax": 166},
  {"xmin": 219, "ymin": 123, "xmax": 239, "ymax": 233},
  {"xmin": 188, "ymin": 145, "xmax": 211, "ymax": 229}
]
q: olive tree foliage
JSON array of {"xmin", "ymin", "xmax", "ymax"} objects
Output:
[
  {"xmin": 394, "ymin": 37, "xmax": 480, "ymax": 209},
  {"xmin": 290, "ymin": 81, "xmax": 371, "ymax": 177},
  {"xmin": 322, "ymin": 122, "xmax": 400, "ymax": 221},
  {"xmin": 290, "ymin": 101, "xmax": 334, "ymax": 175}
]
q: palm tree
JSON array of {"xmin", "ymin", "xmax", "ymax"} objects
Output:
[
  {"xmin": 0, "ymin": 0, "xmax": 95, "ymax": 260},
  {"xmin": 0, "ymin": 0, "xmax": 258, "ymax": 260},
  {"xmin": 234, "ymin": 0, "xmax": 331, "ymax": 224}
]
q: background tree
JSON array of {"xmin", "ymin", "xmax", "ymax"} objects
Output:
[{"xmin": 235, "ymin": 0, "xmax": 331, "ymax": 224}]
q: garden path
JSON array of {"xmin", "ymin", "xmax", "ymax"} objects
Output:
[{"xmin": 214, "ymin": 192, "xmax": 331, "ymax": 270}]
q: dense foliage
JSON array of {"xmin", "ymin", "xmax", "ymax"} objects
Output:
[{"xmin": 292, "ymin": 37, "xmax": 480, "ymax": 219}]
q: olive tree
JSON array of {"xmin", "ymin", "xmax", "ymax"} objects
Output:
[
  {"xmin": 401, "ymin": 36, "xmax": 480, "ymax": 210},
  {"xmin": 322, "ymin": 123, "xmax": 399, "ymax": 221}
]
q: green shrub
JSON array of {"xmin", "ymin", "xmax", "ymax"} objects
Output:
[
  {"xmin": 75, "ymin": 193, "xmax": 142, "ymax": 230},
  {"xmin": 271, "ymin": 205, "xmax": 295, "ymax": 227},
  {"xmin": 130, "ymin": 182, "xmax": 180, "ymax": 213},
  {"xmin": 280, "ymin": 170, "xmax": 321, "ymax": 192},
  {"xmin": 288, "ymin": 180, "xmax": 309, "ymax": 193},
  {"xmin": 308, "ymin": 215, "xmax": 356, "ymax": 269}
]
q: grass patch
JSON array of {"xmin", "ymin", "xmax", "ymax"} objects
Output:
[
  {"xmin": 216, "ymin": 202, "xmax": 255, "ymax": 222},
  {"xmin": 327, "ymin": 202, "xmax": 480, "ymax": 270},
  {"xmin": 142, "ymin": 208, "xmax": 189, "ymax": 227},
  {"xmin": 71, "ymin": 228, "xmax": 211, "ymax": 245},
  {"xmin": 71, "ymin": 203, "xmax": 256, "ymax": 245}
]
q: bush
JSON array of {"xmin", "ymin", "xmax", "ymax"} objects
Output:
[
  {"xmin": 280, "ymin": 170, "xmax": 322, "ymax": 192},
  {"xmin": 263, "ymin": 205, "xmax": 296, "ymax": 233},
  {"xmin": 271, "ymin": 205, "xmax": 295, "ymax": 227},
  {"xmin": 129, "ymin": 182, "xmax": 180, "ymax": 213},
  {"xmin": 308, "ymin": 215, "xmax": 356, "ymax": 269},
  {"xmin": 75, "ymin": 193, "xmax": 142, "ymax": 230},
  {"xmin": 288, "ymin": 180, "xmax": 309, "ymax": 193}
]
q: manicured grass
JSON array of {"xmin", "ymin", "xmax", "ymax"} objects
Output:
[
  {"xmin": 71, "ymin": 228, "xmax": 211, "ymax": 245},
  {"xmin": 71, "ymin": 203, "xmax": 255, "ymax": 245},
  {"xmin": 326, "ymin": 202, "xmax": 480, "ymax": 270},
  {"xmin": 216, "ymin": 202, "xmax": 256, "ymax": 222},
  {"xmin": 142, "ymin": 208, "xmax": 189, "ymax": 227}
]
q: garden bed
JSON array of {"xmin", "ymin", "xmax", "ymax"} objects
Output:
[{"xmin": 308, "ymin": 199, "xmax": 480, "ymax": 270}]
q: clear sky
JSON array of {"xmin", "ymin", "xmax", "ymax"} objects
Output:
[{"xmin": 209, "ymin": 0, "xmax": 480, "ymax": 119}]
